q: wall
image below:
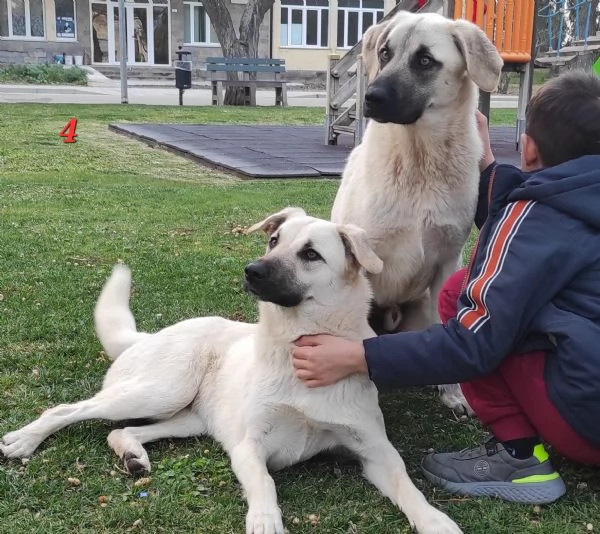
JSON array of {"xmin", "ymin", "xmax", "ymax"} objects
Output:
[{"xmin": 0, "ymin": 1, "xmax": 90, "ymax": 64}]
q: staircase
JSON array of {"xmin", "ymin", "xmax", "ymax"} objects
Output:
[
  {"xmin": 324, "ymin": 0, "xmax": 447, "ymax": 146},
  {"xmin": 535, "ymin": 0, "xmax": 599, "ymax": 73},
  {"xmin": 535, "ymin": 32, "xmax": 600, "ymax": 72}
]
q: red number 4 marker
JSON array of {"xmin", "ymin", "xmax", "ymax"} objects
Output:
[{"xmin": 59, "ymin": 118, "xmax": 78, "ymax": 143}]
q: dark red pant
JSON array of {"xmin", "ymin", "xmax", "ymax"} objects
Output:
[{"xmin": 439, "ymin": 268, "xmax": 600, "ymax": 465}]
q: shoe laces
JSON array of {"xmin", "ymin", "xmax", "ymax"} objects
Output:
[{"xmin": 456, "ymin": 437, "xmax": 500, "ymax": 459}]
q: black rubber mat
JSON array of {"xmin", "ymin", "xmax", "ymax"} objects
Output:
[{"xmin": 109, "ymin": 123, "xmax": 521, "ymax": 179}]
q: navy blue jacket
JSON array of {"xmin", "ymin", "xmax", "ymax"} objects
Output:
[{"xmin": 364, "ymin": 156, "xmax": 600, "ymax": 447}]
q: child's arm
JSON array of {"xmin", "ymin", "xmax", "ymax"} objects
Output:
[
  {"xmin": 363, "ymin": 201, "xmax": 585, "ymax": 391},
  {"xmin": 473, "ymin": 111, "xmax": 497, "ymax": 229},
  {"xmin": 474, "ymin": 161, "xmax": 496, "ymax": 229}
]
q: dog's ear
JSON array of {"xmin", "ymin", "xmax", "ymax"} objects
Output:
[
  {"xmin": 337, "ymin": 224, "xmax": 383, "ymax": 274},
  {"xmin": 452, "ymin": 20, "xmax": 503, "ymax": 92},
  {"xmin": 245, "ymin": 207, "xmax": 306, "ymax": 236},
  {"xmin": 362, "ymin": 16, "xmax": 395, "ymax": 82}
]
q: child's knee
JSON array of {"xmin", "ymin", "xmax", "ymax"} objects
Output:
[{"xmin": 437, "ymin": 268, "xmax": 468, "ymax": 323}]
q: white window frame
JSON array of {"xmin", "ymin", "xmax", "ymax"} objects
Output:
[
  {"xmin": 55, "ymin": 0, "xmax": 77, "ymax": 41},
  {"xmin": 280, "ymin": 0, "xmax": 329, "ymax": 49},
  {"xmin": 338, "ymin": 0, "xmax": 383, "ymax": 49},
  {"xmin": 183, "ymin": 1, "xmax": 219, "ymax": 47},
  {"xmin": 5, "ymin": 0, "xmax": 46, "ymax": 40}
]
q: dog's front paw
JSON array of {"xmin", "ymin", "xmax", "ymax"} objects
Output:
[
  {"xmin": 246, "ymin": 506, "xmax": 285, "ymax": 534},
  {"xmin": 1, "ymin": 429, "xmax": 41, "ymax": 459},
  {"xmin": 438, "ymin": 384, "xmax": 474, "ymax": 417},
  {"xmin": 416, "ymin": 509, "xmax": 463, "ymax": 534}
]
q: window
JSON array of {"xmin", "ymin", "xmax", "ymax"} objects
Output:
[
  {"xmin": 183, "ymin": 1, "xmax": 219, "ymax": 45},
  {"xmin": 55, "ymin": 0, "xmax": 75, "ymax": 39},
  {"xmin": 280, "ymin": 0, "xmax": 328, "ymax": 48},
  {"xmin": 6, "ymin": 0, "xmax": 45, "ymax": 38},
  {"xmin": 337, "ymin": 0, "xmax": 383, "ymax": 49}
]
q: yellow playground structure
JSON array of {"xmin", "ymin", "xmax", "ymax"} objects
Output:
[{"xmin": 325, "ymin": 0, "xmax": 537, "ymax": 150}]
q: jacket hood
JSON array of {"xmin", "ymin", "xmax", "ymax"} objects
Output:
[{"xmin": 508, "ymin": 155, "xmax": 600, "ymax": 229}]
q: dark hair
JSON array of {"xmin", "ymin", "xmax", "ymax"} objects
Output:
[{"xmin": 525, "ymin": 70, "xmax": 600, "ymax": 167}]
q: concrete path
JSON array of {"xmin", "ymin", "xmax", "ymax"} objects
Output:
[{"xmin": 0, "ymin": 69, "xmax": 519, "ymax": 108}]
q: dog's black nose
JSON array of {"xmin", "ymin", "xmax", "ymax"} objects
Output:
[
  {"xmin": 245, "ymin": 261, "xmax": 270, "ymax": 281},
  {"xmin": 364, "ymin": 85, "xmax": 387, "ymax": 106}
]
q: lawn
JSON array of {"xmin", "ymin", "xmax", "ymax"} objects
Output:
[{"xmin": 0, "ymin": 103, "xmax": 597, "ymax": 534}]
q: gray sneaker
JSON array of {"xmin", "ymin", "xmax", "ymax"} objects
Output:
[{"xmin": 421, "ymin": 438, "xmax": 566, "ymax": 504}]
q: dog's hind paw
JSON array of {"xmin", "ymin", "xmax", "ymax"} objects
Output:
[
  {"xmin": 246, "ymin": 506, "xmax": 285, "ymax": 534},
  {"xmin": 0, "ymin": 430, "xmax": 41, "ymax": 459},
  {"xmin": 123, "ymin": 451, "xmax": 151, "ymax": 475}
]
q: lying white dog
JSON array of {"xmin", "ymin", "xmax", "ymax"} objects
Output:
[{"xmin": 1, "ymin": 208, "xmax": 461, "ymax": 534}]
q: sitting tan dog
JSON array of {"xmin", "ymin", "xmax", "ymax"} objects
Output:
[{"xmin": 331, "ymin": 10, "xmax": 503, "ymax": 413}]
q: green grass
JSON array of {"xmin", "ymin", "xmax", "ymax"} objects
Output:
[
  {"xmin": 0, "ymin": 64, "xmax": 88, "ymax": 86},
  {"xmin": 1, "ymin": 103, "xmax": 596, "ymax": 534}
]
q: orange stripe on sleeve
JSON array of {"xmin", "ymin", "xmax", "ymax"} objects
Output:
[{"xmin": 459, "ymin": 200, "xmax": 534, "ymax": 331}]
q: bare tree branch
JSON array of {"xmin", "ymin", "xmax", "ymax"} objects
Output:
[
  {"xmin": 239, "ymin": 0, "xmax": 276, "ymax": 56},
  {"xmin": 201, "ymin": 0, "xmax": 240, "ymax": 55}
]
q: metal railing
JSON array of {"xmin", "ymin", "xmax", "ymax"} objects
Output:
[{"xmin": 538, "ymin": 0, "xmax": 594, "ymax": 53}]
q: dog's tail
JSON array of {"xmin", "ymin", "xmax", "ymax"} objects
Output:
[{"xmin": 94, "ymin": 263, "xmax": 151, "ymax": 361}]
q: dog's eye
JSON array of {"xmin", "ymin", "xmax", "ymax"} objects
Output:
[
  {"xmin": 379, "ymin": 47, "xmax": 390, "ymax": 63},
  {"xmin": 268, "ymin": 236, "xmax": 278, "ymax": 249},
  {"xmin": 419, "ymin": 55, "xmax": 433, "ymax": 67},
  {"xmin": 303, "ymin": 248, "xmax": 322, "ymax": 262}
]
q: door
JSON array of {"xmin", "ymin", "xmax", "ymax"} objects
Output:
[
  {"xmin": 91, "ymin": 1, "xmax": 170, "ymax": 66},
  {"xmin": 127, "ymin": 6, "xmax": 150, "ymax": 64}
]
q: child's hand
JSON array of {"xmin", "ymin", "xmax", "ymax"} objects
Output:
[
  {"xmin": 292, "ymin": 335, "xmax": 368, "ymax": 388},
  {"xmin": 476, "ymin": 110, "xmax": 495, "ymax": 172}
]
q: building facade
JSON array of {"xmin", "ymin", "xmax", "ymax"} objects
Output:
[
  {"xmin": 0, "ymin": 1, "xmax": 270, "ymax": 67},
  {"xmin": 273, "ymin": 0, "xmax": 395, "ymax": 71},
  {"xmin": 0, "ymin": 0, "xmax": 395, "ymax": 71}
]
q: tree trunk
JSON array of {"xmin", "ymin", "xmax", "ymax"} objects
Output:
[
  {"xmin": 498, "ymin": 72, "xmax": 510, "ymax": 94},
  {"xmin": 202, "ymin": 0, "xmax": 275, "ymax": 105}
]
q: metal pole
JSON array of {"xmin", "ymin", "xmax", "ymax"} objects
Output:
[{"xmin": 119, "ymin": 0, "xmax": 128, "ymax": 104}]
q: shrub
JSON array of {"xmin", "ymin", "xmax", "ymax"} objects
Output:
[{"xmin": 0, "ymin": 63, "xmax": 88, "ymax": 85}]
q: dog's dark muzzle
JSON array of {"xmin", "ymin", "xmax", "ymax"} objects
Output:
[
  {"xmin": 363, "ymin": 82, "xmax": 426, "ymax": 125},
  {"xmin": 243, "ymin": 259, "xmax": 304, "ymax": 308}
]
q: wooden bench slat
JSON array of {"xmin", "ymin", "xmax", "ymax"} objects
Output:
[
  {"xmin": 207, "ymin": 64, "xmax": 285, "ymax": 73},
  {"xmin": 210, "ymin": 80, "xmax": 285, "ymax": 87},
  {"xmin": 206, "ymin": 57, "xmax": 285, "ymax": 66}
]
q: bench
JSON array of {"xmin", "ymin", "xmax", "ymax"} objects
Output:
[{"xmin": 206, "ymin": 57, "xmax": 288, "ymax": 107}]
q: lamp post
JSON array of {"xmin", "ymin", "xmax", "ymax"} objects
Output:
[{"xmin": 119, "ymin": 0, "xmax": 128, "ymax": 104}]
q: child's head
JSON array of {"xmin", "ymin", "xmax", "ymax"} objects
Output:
[{"xmin": 521, "ymin": 70, "xmax": 600, "ymax": 171}]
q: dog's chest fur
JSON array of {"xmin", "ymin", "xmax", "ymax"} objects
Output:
[
  {"xmin": 193, "ymin": 335, "xmax": 382, "ymax": 469},
  {"xmin": 332, "ymin": 118, "xmax": 480, "ymax": 305}
]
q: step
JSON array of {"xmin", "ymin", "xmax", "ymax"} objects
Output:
[
  {"xmin": 535, "ymin": 54, "xmax": 577, "ymax": 66},
  {"xmin": 572, "ymin": 35, "xmax": 600, "ymax": 47},
  {"xmin": 555, "ymin": 43, "xmax": 600, "ymax": 54},
  {"xmin": 332, "ymin": 124, "xmax": 356, "ymax": 135}
]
